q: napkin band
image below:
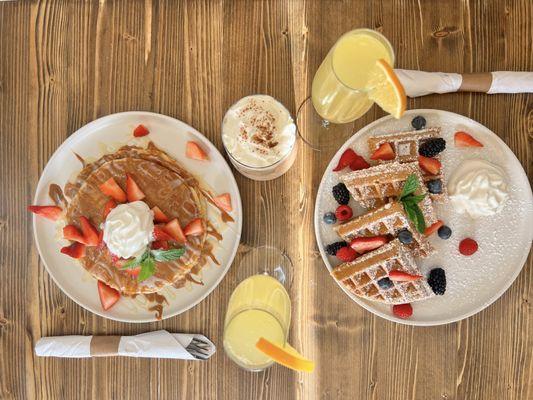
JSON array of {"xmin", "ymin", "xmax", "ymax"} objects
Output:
[
  {"xmin": 459, "ymin": 73, "xmax": 493, "ymax": 92},
  {"xmin": 90, "ymin": 335, "xmax": 122, "ymax": 357}
]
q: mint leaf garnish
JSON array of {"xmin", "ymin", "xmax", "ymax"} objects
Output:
[
  {"xmin": 400, "ymin": 174, "xmax": 419, "ymax": 199},
  {"xmin": 138, "ymin": 256, "xmax": 155, "ymax": 282},
  {"xmin": 120, "ymin": 247, "xmax": 186, "ymax": 282},
  {"xmin": 151, "ymin": 248, "xmax": 185, "ymax": 262},
  {"xmin": 399, "ymin": 174, "xmax": 427, "ymax": 233}
]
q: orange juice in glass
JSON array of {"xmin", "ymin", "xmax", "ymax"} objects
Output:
[{"xmin": 311, "ymin": 29, "xmax": 394, "ymax": 124}]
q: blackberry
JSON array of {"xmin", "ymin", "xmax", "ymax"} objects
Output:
[
  {"xmin": 378, "ymin": 277, "xmax": 393, "ymax": 289},
  {"xmin": 419, "ymin": 138, "xmax": 446, "ymax": 158},
  {"xmin": 325, "ymin": 241, "xmax": 347, "ymax": 256},
  {"xmin": 411, "ymin": 115, "xmax": 426, "ymax": 130},
  {"xmin": 428, "ymin": 268, "xmax": 446, "ymax": 295},
  {"xmin": 332, "ymin": 183, "xmax": 350, "ymax": 205},
  {"xmin": 427, "ymin": 179, "xmax": 443, "ymax": 194}
]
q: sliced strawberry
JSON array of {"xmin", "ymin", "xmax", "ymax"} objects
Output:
[
  {"xmin": 99, "ymin": 177, "xmax": 127, "ymax": 203},
  {"xmin": 370, "ymin": 143, "xmax": 395, "ymax": 161},
  {"xmin": 98, "ymin": 230, "xmax": 105, "ymax": 247},
  {"xmin": 336, "ymin": 246, "xmax": 357, "ymax": 262},
  {"xmin": 152, "ymin": 206, "xmax": 169, "ymax": 223},
  {"xmin": 60, "ymin": 242, "xmax": 86, "ymax": 259},
  {"xmin": 103, "ymin": 199, "xmax": 117, "ymax": 219},
  {"xmin": 79, "ymin": 216, "xmax": 100, "ymax": 246},
  {"xmin": 392, "ymin": 303, "xmax": 413, "ymax": 319},
  {"xmin": 418, "ymin": 155, "xmax": 441, "ymax": 175},
  {"xmin": 97, "ymin": 280, "xmax": 120, "ymax": 311},
  {"xmin": 153, "ymin": 225, "xmax": 174, "ymax": 241},
  {"xmin": 186, "ymin": 141, "xmax": 209, "ymax": 161},
  {"xmin": 126, "ymin": 174, "xmax": 145, "ymax": 202},
  {"xmin": 459, "ymin": 238, "xmax": 478, "ymax": 256},
  {"xmin": 350, "ymin": 236, "xmax": 389, "ymax": 254},
  {"xmin": 124, "ymin": 266, "xmax": 141, "ymax": 278},
  {"xmin": 213, "ymin": 193, "xmax": 233, "ymax": 212},
  {"xmin": 27, "ymin": 205, "xmax": 62, "ymax": 221},
  {"xmin": 424, "ymin": 220, "xmax": 443, "ymax": 236},
  {"xmin": 151, "ymin": 240, "xmax": 169, "ymax": 250},
  {"xmin": 111, "ymin": 254, "xmax": 125, "ymax": 267},
  {"xmin": 349, "ymin": 155, "xmax": 371, "ymax": 171},
  {"xmin": 183, "ymin": 218, "xmax": 205, "ymax": 236},
  {"xmin": 63, "ymin": 225, "xmax": 86, "ymax": 243},
  {"xmin": 333, "ymin": 149, "xmax": 358, "ymax": 171},
  {"xmin": 163, "ymin": 219, "xmax": 187, "ymax": 243},
  {"xmin": 133, "ymin": 124, "xmax": 150, "ymax": 137},
  {"xmin": 389, "ymin": 270, "xmax": 422, "ymax": 281},
  {"xmin": 454, "ymin": 131, "xmax": 483, "ymax": 148}
]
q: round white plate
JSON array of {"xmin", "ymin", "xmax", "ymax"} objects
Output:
[
  {"xmin": 33, "ymin": 112, "xmax": 242, "ymax": 323},
  {"xmin": 315, "ymin": 109, "xmax": 533, "ymax": 326}
]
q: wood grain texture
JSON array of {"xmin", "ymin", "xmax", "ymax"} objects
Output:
[{"xmin": 0, "ymin": 0, "xmax": 531, "ymax": 399}]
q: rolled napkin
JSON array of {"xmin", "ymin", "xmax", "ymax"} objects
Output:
[
  {"xmin": 35, "ymin": 330, "xmax": 215, "ymax": 360},
  {"xmin": 395, "ymin": 70, "xmax": 533, "ymax": 97}
]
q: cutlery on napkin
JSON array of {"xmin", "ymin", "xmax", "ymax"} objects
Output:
[
  {"xmin": 35, "ymin": 330, "xmax": 215, "ymax": 360},
  {"xmin": 395, "ymin": 70, "xmax": 533, "ymax": 97}
]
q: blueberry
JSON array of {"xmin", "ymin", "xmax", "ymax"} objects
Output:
[
  {"xmin": 378, "ymin": 277, "xmax": 393, "ymax": 289},
  {"xmin": 398, "ymin": 229, "xmax": 413, "ymax": 244},
  {"xmin": 323, "ymin": 212, "xmax": 337, "ymax": 225},
  {"xmin": 411, "ymin": 116, "xmax": 426, "ymax": 130},
  {"xmin": 427, "ymin": 179, "xmax": 442, "ymax": 194},
  {"xmin": 437, "ymin": 225, "xmax": 452, "ymax": 240}
]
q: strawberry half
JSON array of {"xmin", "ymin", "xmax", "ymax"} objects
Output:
[
  {"xmin": 153, "ymin": 225, "xmax": 174, "ymax": 241},
  {"xmin": 63, "ymin": 225, "xmax": 86, "ymax": 244},
  {"xmin": 349, "ymin": 155, "xmax": 370, "ymax": 171},
  {"xmin": 370, "ymin": 143, "xmax": 395, "ymax": 161},
  {"xmin": 163, "ymin": 219, "xmax": 187, "ymax": 244},
  {"xmin": 99, "ymin": 177, "xmax": 127, "ymax": 203},
  {"xmin": 126, "ymin": 174, "xmax": 145, "ymax": 202},
  {"xmin": 213, "ymin": 193, "xmax": 232, "ymax": 212},
  {"xmin": 60, "ymin": 242, "xmax": 86, "ymax": 259},
  {"xmin": 336, "ymin": 246, "xmax": 357, "ymax": 262},
  {"xmin": 79, "ymin": 216, "xmax": 100, "ymax": 246},
  {"xmin": 186, "ymin": 141, "xmax": 209, "ymax": 161},
  {"xmin": 392, "ymin": 303, "xmax": 413, "ymax": 319},
  {"xmin": 28, "ymin": 205, "xmax": 62, "ymax": 221},
  {"xmin": 103, "ymin": 199, "xmax": 117, "ymax": 219},
  {"xmin": 152, "ymin": 206, "xmax": 169, "ymax": 223},
  {"xmin": 418, "ymin": 155, "xmax": 441, "ymax": 175},
  {"xmin": 133, "ymin": 124, "xmax": 150, "ymax": 137},
  {"xmin": 389, "ymin": 270, "xmax": 422, "ymax": 282},
  {"xmin": 333, "ymin": 149, "xmax": 358, "ymax": 171},
  {"xmin": 424, "ymin": 220, "xmax": 443, "ymax": 236},
  {"xmin": 97, "ymin": 280, "xmax": 120, "ymax": 311},
  {"xmin": 454, "ymin": 131, "xmax": 483, "ymax": 148},
  {"xmin": 350, "ymin": 236, "xmax": 389, "ymax": 254},
  {"xmin": 151, "ymin": 240, "xmax": 169, "ymax": 250},
  {"xmin": 183, "ymin": 218, "xmax": 205, "ymax": 236}
]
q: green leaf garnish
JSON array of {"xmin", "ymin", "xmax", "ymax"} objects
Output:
[
  {"xmin": 151, "ymin": 248, "xmax": 185, "ymax": 262},
  {"xmin": 399, "ymin": 174, "xmax": 427, "ymax": 233},
  {"xmin": 399, "ymin": 174, "xmax": 419, "ymax": 199},
  {"xmin": 121, "ymin": 248, "xmax": 186, "ymax": 282},
  {"xmin": 138, "ymin": 256, "xmax": 155, "ymax": 282}
]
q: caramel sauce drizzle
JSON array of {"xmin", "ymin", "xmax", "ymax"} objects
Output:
[{"xmin": 48, "ymin": 183, "xmax": 68, "ymax": 208}]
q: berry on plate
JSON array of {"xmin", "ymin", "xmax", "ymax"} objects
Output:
[
  {"xmin": 153, "ymin": 225, "xmax": 174, "ymax": 241},
  {"xmin": 427, "ymin": 179, "xmax": 443, "ymax": 194},
  {"xmin": 389, "ymin": 270, "xmax": 422, "ymax": 281},
  {"xmin": 80, "ymin": 216, "xmax": 100, "ymax": 246},
  {"xmin": 99, "ymin": 177, "xmax": 127, "ymax": 203},
  {"xmin": 377, "ymin": 277, "xmax": 393, "ymax": 289},
  {"xmin": 183, "ymin": 218, "xmax": 205, "ymax": 236},
  {"xmin": 370, "ymin": 142, "xmax": 395, "ymax": 161},
  {"xmin": 163, "ymin": 219, "xmax": 187, "ymax": 243},
  {"xmin": 97, "ymin": 280, "xmax": 120, "ymax": 311},
  {"xmin": 63, "ymin": 225, "xmax": 85, "ymax": 244},
  {"xmin": 418, "ymin": 155, "xmax": 441, "ymax": 175},
  {"xmin": 332, "ymin": 183, "xmax": 350, "ymax": 205},
  {"xmin": 213, "ymin": 193, "xmax": 233, "ymax": 212},
  {"xmin": 151, "ymin": 240, "xmax": 169, "ymax": 250},
  {"xmin": 411, "ymin": 115, "xmax": 426, "ymax": 130},
  {"xmin": 152, "ymin": 206, "xmax": 169, "ymax": 223},
  {"xmin": 418, "ymin": 138, "xmax": 446, "ymax": 158},
  {"xmin": 335, "ymin": 205, "xmax": 353, "ymax": 221},
  {"xmin": 397, "ymin": 229, "xmax": 413, "ymax": 244},
  {"xmin": 454, "ymin": 131, "xmax": 483, "ymax": 148},
  {"xmin": 336, "ymin": 246, "xmax": 357, "ymax": 262},
  {"xmin": 323, "ymin": 212, "xmax": 337, "ymax": 225},
  {"xmin": 60, "ymin": 242, "xmax": 86, "ymax": 259},
  {"xmin": 27, "ymin": 205, "xmax": 62, "ymax": 221},
  {"xmin": 424, "ymin": 220, "xmax": 443, "ymax": 236},
  {"xmin": 349, "ymin": 236, "xmax": 388, "ymax": 254},
  {"xmin": 325, "ymin": 241, "xmax": 347, "ymax": 256},
  {"xmin": 428, "ymin": 268, "xmax": 446, "ymax": 295},
  {"xmin": 103, "ymin": 199, "xmax": 117, "ymax": 219},
  {"xmin": 332, "ymin": 148, "xmax": 362, "ymax": 171},
  {"xmin": 392, "ymin": 303, "xmax": 413, "ymax": 319},
  {"xmin": 437, "ymin": 225, "xmax": 452, "ymax": 240},
  {"xmin": 186, "ymin": 141, "xmax": 209, "ymax": 161},
  {"xmin": 126, "ymin": 174, "xmax": 146, "ymax": 202},
  {"xmin": 349, "ymin": 155, "xmax": 370, "ymax": 171},
  {"xmin": 459, "ymin": 238, "xmax": 478, "ymax": 256},
  {"xmin": 133, "ymin": 124, "xmax": 150, "ymax": 137}
]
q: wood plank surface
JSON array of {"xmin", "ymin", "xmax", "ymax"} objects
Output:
[{"xmin": 0, "ymin": 0, "xmax": 531, "ymax": 399}]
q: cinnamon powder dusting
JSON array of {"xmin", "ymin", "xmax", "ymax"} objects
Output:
[{"xmin": 238, "ymin": 98, "xmax": 280, "ymax": 155}]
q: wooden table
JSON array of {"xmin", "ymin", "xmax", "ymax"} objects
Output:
[{"xmin": 1, "ymin": 1, "xmax": 531, "ymax": 399}]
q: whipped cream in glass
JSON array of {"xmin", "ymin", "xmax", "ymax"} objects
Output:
[
  {"xmin": 222, "ymin": 95, "xmax": 297, "ymax": 180},
  {"xmin": 103, "ymin": 201, "xmax": 154, "ymax": 259},
  {"xmin": 448, "ymin": 159, "xmax": 509, "ymax": 218}
]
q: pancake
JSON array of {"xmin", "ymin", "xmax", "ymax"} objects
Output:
[{"xmin": 64, "ymin": 143, "xmax": 208, "ymax": 294}]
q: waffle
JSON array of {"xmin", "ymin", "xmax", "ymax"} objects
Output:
[
  {"xmin": 332, "ymin": 239, "xmax": 435, "ymax": 304},
  {"xmin": 340, "ymin": 162, "xmax": 443, "ymax": 209},
  {"xmin": 334, "ymin": 202, "xmax": 433, "ymax": 258}
]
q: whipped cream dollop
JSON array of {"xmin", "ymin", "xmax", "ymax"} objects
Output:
[
  {"xmin": 103, "ymin": 201, "xmax": 154, "ymax": 259},
  {"xmin": 448, "ymin": 159, "xmax": 509, "ymax": 218},
  {"xmin": 222, "ymin": 94, "xmax": 296, "ymax": 167}
]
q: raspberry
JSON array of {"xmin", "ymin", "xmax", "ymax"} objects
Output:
[
  {"xmin": 459, "ymin": 238, "xmax": 478, "ymax": 256},
  {"xmin": 332, "ymin": 183, "xmax": 350, "ymax": 205},
  {"xmin": 336, "ymin": 246, "xmax": 357, "ymax": 262},
  {"xmin": 335, "ymin": 205, "xmax": 353, "ymax": 221},
  {"xmin": 392, "ymin": 303, "xmax": 413, "ymax": 319}
]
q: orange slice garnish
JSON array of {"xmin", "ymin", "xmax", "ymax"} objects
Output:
[
  {"xmin": 255, "ymin": 337, "xmax": 315, "ymax": 372},
  {"xmin": 366, "ymin": 59, "xmax": 407, "ymax": 119}
]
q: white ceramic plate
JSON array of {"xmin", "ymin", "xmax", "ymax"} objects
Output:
[
  {"xmin": 315, "ymin": 109, "xmax": 533, "ymax": 326},
  {"xmin": 33, "ymin": 112, "xmax": 242, "ymax": 323}
]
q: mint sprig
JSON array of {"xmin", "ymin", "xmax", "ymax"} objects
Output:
[
  {"xmin": 122, "ymin": 248, "xmax": 186, "ymax": 282},
  {"xmin": 399, "ymin": 174, "xmax": 427, "ymax": 233}
]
